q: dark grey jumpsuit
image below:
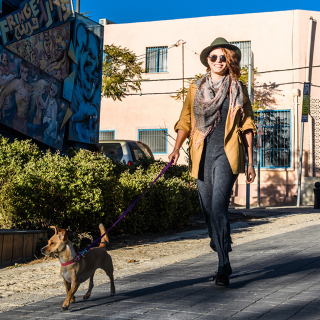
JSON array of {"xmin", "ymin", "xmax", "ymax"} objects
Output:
[{"xmin": 197, "ymin": 96, "xmax": 238, "ymax": 267}]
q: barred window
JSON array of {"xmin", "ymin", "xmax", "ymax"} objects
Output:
[
  {"xmin": 138, "ymin": 129, "xmax": 167, "ymax": 154},
  {"xmin": 99, "ymin": 130, "xmax": 115, "ymax": 141},
  {"xmin": 254, "ymin": 110, "xmax": 291, "ymax": 168},
  {"xmin": 146, "ymin": 47, "xmax": 168, "ymax": 73},
  {"xmin": 229, "ymin": 41, "xmax": 251, "ymax": 69}
]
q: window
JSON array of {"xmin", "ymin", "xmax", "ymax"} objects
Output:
[
  {"xmin": 138, "ymin": 129, "xmax": 167, "ymax": 154},
  {"xmin": 146, "ymin": 47, "xmax": 168, "ymax": 73},
  {"xmin": 99, "ymin": 143, "xmax": 123, "ymax": 161},
  {"xmin": 99, "ymin": 130, "xmax": 115, "ymax": 141},
  {"xmin": 229, "ymin": 41, "xmax": 251, "ymax": 69},
  {"xmin": 253, "ymin": 110, "xmax": 291, "ymax": 168}
]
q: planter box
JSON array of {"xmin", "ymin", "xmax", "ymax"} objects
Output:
[{"xmin": 0, "ymin": 230, "xmax": 47, "ymax": 267}]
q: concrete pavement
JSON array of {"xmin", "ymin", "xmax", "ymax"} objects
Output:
[{"xmin": 1, "ymin": 224, "xmax": 320, "ymax": 319}]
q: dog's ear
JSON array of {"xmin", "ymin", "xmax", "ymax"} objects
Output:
[
  {"xmin": 50, "ymin": 226, "xmax": 57, "ymax": 235},
  {"xmin": 57, "ymin": 228, "xmax": 68, "ymax": 241}
]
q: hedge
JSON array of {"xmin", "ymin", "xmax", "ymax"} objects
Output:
[{"xmin": 0, "ymin": 137, "xmax": 200, "ymax": 239}]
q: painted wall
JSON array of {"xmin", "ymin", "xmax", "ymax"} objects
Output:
[
  {"xmin": 68, "ymin": 15, "xmax": 103, "ymax": 144},
  {"xmin": 100, "ymin": 10, "xmax": 320, "ymax": 205},
  {"xmin": 0, "ymin": 45, "xmax": 68, "ymax": 149},
  {"xmin": 0, "ymin": 1, "xmax": 104, "ymax": 150}
]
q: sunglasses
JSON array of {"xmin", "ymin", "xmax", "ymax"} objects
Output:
[{"xmin": 208, "ymin": 55, "xmax": 226, "ymax": 63}]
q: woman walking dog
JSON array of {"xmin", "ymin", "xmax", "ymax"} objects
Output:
[{"xmin": 168, "ymin": 38, "xmax": 256, "ymax": 286}]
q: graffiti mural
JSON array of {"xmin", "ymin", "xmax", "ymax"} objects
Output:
[
  {"xmin": 0, "ymin": 46, "xmax": 68, "ymax": 150},
  {"xmin": 6, "ymin": 23, "xmax": 71, "ymax": 81},
  {"xmin": 0, "ymin": 0, "xmax": 74, "ymax": 46},
  {"xmin": 68, "ymin": 15, "xmax": 103, "ymax": 144}
]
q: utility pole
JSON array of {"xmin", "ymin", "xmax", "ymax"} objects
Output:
[
  {"xmin": 297, "ymin": 17, "xmax": 313, "ymax": 207},
  {"xmin": 182, "ymin": 40, "xmax": 186, "ymax": 102},
  {"xmin": 246, "ymin": 43, "xmax": 252, "ymax": 209},
  {"xmin": 76, "ymin": 0, "xmax": 80, "ymax": 13}
]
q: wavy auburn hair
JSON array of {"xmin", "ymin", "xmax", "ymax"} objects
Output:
[{"xmin": 206, "ymin": 47, "xmax": 241, "ymax": 80}]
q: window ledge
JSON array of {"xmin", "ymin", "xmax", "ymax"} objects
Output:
[
  {"xmin": 260, "ymin": 167, "xmax": 294, "ymax": 172},
  {"xmin": 144, "ymin": 72, "xmax": 169, "ymax": 74}
]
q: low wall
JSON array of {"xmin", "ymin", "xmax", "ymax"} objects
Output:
[
  {"xmin": 0, "ymin": 230, "xmax": 47, "ymax": 267},
  {"xmin": 302, "ymin": 177, "xmax": 320, "ymax": 206}
]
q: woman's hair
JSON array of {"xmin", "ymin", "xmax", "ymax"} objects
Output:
[{"xmin": 206, "ymin": 47, "xmax": 241, "ymax": 79}]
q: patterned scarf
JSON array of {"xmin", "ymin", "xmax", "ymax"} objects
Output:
[{"xmin": 192, "ymin": 72, "xmax": 244, "ymax": 147}]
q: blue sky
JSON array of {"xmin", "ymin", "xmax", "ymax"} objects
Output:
[{"xmin": 80, "ymin": 0, "xmax": 319, "ymax": 24}]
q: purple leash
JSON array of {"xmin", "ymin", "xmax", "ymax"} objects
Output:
[{"xmin": 78, "ymin": 160, "xmax": 174, "ymax": 256}]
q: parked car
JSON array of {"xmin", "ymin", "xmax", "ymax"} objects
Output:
[{"xmin": 91, "ymin": 140, "xmax": 154, "ymax": 165}]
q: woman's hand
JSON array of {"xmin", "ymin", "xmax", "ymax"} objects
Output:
[
  {"xmin": 168, "ymin": 149, "xmax": 180, "ymax": 165},
  {"xmin": 246, "ymin": 166, "xmax": 256, "ymax": 184}
]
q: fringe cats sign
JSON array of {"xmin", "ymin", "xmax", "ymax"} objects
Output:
[{"xmin": 0, "ymin": 0, "xmax": 74, "ymax": 45}]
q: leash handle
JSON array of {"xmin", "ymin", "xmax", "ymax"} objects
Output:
[{"xmin": 84, "ymin": 160, "xmax": 174, "ymax": 252}]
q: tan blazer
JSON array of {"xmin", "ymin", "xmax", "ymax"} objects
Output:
[{"xmin": 174, "ymin": 83, "xmax": 256, "ymax": 179}]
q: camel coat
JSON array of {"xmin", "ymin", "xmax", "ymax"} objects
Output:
[{"xmin": 174, "ymin": 83, "xmax": 256, "ymax": 179}]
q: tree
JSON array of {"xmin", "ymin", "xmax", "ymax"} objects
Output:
[
  {"xmin": 170, "ymin": 73, "xmax": 203, "ymax": 102},
  {"xmin": 101, "ymin": 45, "xmax": 144, "ymax": 101},
  {"xmin": 240, "ymin": 67, "xmax": 283, "ymax": 111}
]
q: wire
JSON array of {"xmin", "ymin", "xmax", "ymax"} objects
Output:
[
  {"xmin": 136, "ymin": 44, "xmax": 178, "ymax": 61},
  {"xmin": 125, "ymin": 92, "xmax": 178, "ymax": 96},
  {"xmin": 256, "ymin": 65, "xmax": 320, "ymax": 74},
  {"xmin": 122, "ymin": 65, "xmax": 320, "ymax": 83},
  {"xmin": 124, "ymin": 77, "xmax": 194, "ymax": 83}
]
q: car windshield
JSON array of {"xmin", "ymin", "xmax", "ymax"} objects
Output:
[
  {"xmin": 99, "ymin": 143, "xmax": 123, "ymax": 161},
  {"xmin": 128, "ymin": 141, "xmax": 153, "ymax": 161}
]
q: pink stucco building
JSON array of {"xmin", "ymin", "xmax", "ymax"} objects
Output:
[{"xmin": 100, "ymin": 10, "xmax": 320, "ymax": 206}]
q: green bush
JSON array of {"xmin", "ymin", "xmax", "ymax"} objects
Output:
[{"xmin": 0, "ymin": 137, "xmax": 200, "ymax": 238}]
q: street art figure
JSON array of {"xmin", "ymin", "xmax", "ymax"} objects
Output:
[
  {"xmin": 0, "ymin": 51, "xmax": 17, "ymax": 123},
  {"xmin": 0, "ymin": 60, "xmax": 32, "ymax": 135},
  {"xmin": 0, "ymin": 52, "xmax": 15, "ymax": 76},
  {"xmin": 43, "ymin": 83, "xmax": 60, "ymax": 146},
  {"xmin": 68, "ymin": 21, "xmax": 103, "ymax": 144},
  {"xmin": 6, "ymin": 23, "xmax": 71, "ymax": 81},
  {"xmin": 0, "ymin": 46, "xmax": 69, "ymax": 150},
  {"xmin": 28, "ymin": 79, "xmax": 51, "ymax": 140}
]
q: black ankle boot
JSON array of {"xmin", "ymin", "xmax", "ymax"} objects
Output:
[{"xmin": 215, "ymin": 272, "xmax": 229, "ymax": 286}]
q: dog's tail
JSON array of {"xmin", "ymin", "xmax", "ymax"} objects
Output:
[{"xmin": 99, "ymin": 223, "xmax": 109, "ymax": 248}]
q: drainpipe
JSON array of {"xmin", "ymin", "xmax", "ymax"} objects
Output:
[
  {"xmin": 292, "ymin": 89, "xmax": 300, "ymax": 186},
  {"xmin": 309, "ymin": 114, "xmax": 313, "ymax": 177},
  {"xmin": 76, "ymin": 0, "xmax": 80, "ymax": 13}
]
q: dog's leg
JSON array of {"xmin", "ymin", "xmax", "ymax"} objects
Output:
[
  {"xmin": 63, "ymin": 279, "xmax": 71, "ymax": 294},
  {"xmin": 63, "ymin": 279, "xmax": 76, "ymax": 303},
  {"xmin": 83, "ymin": 275, "xmax": 94, "ymax": 300},
  {"xmin": 102, "ymin": 265, "xmax": 115, "ymax": 296},
  {"xmin": 109, "ymin": 274, "xmax": 115, "ymax": 296},
  {"xmin": 61, "ymin": 281, "xmax": 80, "ymax": 310}
]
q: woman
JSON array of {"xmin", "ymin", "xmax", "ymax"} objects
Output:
[{"xmin": 168, "ymin": 38, "xmax": 256, "ymax": 286}]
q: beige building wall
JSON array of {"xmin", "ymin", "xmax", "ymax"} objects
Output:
[{"xmin": 100, "ymin": 10, "xmax": 320, "ymax": 206}]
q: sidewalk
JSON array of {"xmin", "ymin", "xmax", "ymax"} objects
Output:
[{"xmin": 1, "ymin": 222, "xmax": 320, "ymax": 319}]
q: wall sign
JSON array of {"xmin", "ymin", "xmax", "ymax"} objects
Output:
[
  {"xmin": 302, "ymin": 82, "xmax": 310, "ymax": 123},
  {"xmin": 0, "ymin": 0, "xmax": 74, "ymax": 46}
]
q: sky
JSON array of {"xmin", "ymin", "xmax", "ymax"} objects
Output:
[{"xmin": 80, "ymin": 0, "xmax": 320, "ymax": 24}]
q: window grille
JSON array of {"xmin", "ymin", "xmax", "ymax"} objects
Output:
[
  {"xmin": 253, "ymin": 110, "xmax": 291, "ymax": 168},
  {"xmin": 146, "ymin": 47, "xmax": 168, "ymax": 73},
  {"xmin": 99, "ymin": 130, "xmax": 115, "ymax": 141},
  {"xmin": 138, "ymin": 129, "xmax": 167, "ymax": 154},
  {"xmin": 229, "ymin": 41, "xmax": 251, "ymax": 69}
]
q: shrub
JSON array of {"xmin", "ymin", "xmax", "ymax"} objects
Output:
[{"xmin": 0, "ymin": 137, "xmax": 200, "ymax": 238}]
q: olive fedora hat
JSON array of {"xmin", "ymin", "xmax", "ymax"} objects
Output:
[{"xmin": 200, "ymin": 37, "xmax": 241, "ymax": 68}]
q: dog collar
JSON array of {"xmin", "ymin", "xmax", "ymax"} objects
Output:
[{"xmin": 60, "ymin": 255, "xmax": 81, "ymax": 266}]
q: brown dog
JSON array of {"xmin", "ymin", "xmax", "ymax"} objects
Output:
[{"xmin": 41, "ymin": 224, "xmax": 115, "ymax": 310}]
